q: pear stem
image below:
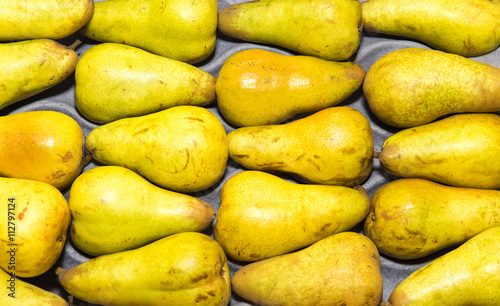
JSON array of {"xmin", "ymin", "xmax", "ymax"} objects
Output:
[
  {"xmin": 67, "ymin": 39, "xmax": 82, "ymax": 51},
  {"xmin": 55, "ymin": 267, "xmax": 67, "ymax": 276},
  {"xmin": 373, "ymin": 151, "xmax": 380, "ymax": 159}
]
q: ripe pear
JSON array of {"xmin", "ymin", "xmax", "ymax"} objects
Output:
[
  {"xmin": 0, "ymin": 111, "xmax": 85, "ymax": 190},
  {"xmin": 218, "ymin": 0, "xmax": 362, "ymax": 61},
  {"xmin": 215, "ymin": 48, "xmax": 366, "ymax": 127},
  {"xmin": 363, "ymin": 47, "xmax": 500, "ymax": 128},
  {"xmin": 0, "ymin": 268, "xmax": 67, "ymax": 305},
  {"xmin": 57, "ymin": 232, "xmax": 231, "ymax": 306},
  {"xmin": 377, "ymin": 113, "xmax": 500, "ymax": 189},
  {"xmin": 364, "ymin": 178, "xmax": 500, "ymax": 260},
  {"xmin": 75, "ymin": 43, "xmax": 216, "ymax": 124},
  {"xmin": 0, "ymin": 178, "xmax": 70, "ymax": 278},
  {"xmin": 0, "ymin": 39, "xmax": 79, "ymax": 111},
  {"xmin": 228, "ymin": 107, "xmax": 373, "ymax": 187},
  {"xmin": 69, "ymin": 166, "xmax": 216, "ymax": 256},
  {"xmin": 78, "ymin": 0, "xmax": 218, "ymax": 64},
  {"xmin": 214, "ymin": 171, "xmax": 370, "ymax": 262},
  {"xmin": 362, "ymin": 0, "xmax": 500, "ymax": 57},
  {"xmin": 232, "ymin": 232, "xmax": 383, "ymax": 306},
  {"xmin": 0, "ymin": 0, "xmax": 93, "ymax": 41},
  {"xmin": 384, "ymin": 226, "xmax": 500, "ymax": 305},
  {"xmin": 84, "ymin": 106, "xmax": 228, "ymax": 193}
]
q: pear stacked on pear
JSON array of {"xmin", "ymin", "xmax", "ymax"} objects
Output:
[
  {"xmin": 363, "ymin": 48, "xmax": 500, "ymax": 128},
  {"xmin": 0, "ymin": 111, "xmax": 85, "ymax": 190},
  {"xmin": 0, "ymin": 0, "xmax": 93, "ymax": 41},
  {"xmin": 69, "ymin": 166, "xmax": 216, "ymax": 256},
  {"xmin": 0, "ymin": 178, "xmax": 70, "ymax": 278},
  {"xmin": 218, "ymin": 0, "xmax": 363, "ymax": 61},
  {"xmin": 214, "ymin": 171, "xmax": 371, "ymax": 262},
  {"xmin": 0, "ymin": 39, "xmax": 79, "ymax": 111},
  {"xmin": 79, "ymin": 0, "xmax": 218, "ymax": 64},
  {"xmin": 228, "ymin": 106, "xmax": 374, "ymax": 187},
  {"xmin": 57, "ymin": 232, "xmax": 231, "ymax": 306},
  {"xmin": 361, "ymin": 0, "xmax": 500, "ymax": 57},
  {"xmin": 215, "ymin": 48, "xmax": 366, "ymax": 127},
  {"xmin": 384, "ymin": 226, "xmax": 500, "ymax": 305},
  {"xmin": 75, "ymin": 43, "xmax": 217, "ymax": 124},
  {"xmin": 84, "ymin": 105, "xmax": 228, "ymax": 193},
  {"xmin": 364, "ymin": 178, "xmax": 500, "ymax": 260}
]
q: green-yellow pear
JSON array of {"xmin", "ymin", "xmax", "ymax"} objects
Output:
[
  {"xmin": 377, "ymin": 113, "xmax": 500, "ymax": 189},
  {"xmin": 0, "ymin": 39, "xmax": 79, "ymax": 111},
  {"xmin": 85, "ymin": 106, "xmax": 228, "ymax": 193},
  {"xmin": 362, "ymin": 0, "xmax": 500, "ymax": 57},
  {"xmin": 215, "ymin": 48, "xmax": 366, "ymax": 127},
  {"xmin": 57, "ymin": 232, "xmax": 231, "ymax": 306},
  {"xmin": 0, "ymin": 111, "xmax": 85, "ymax": 190},
  {"xmin": 228, "ymin": 107, "xmax": 373, "ymax": 187},
  {"xmin": 364, "ymin": 178, "xmax": 500, "ymax": 260},
  {"xmin": 232, "ymin": 232, "xmax": 383, "ymax": 306},
  {"xmin": 79, "ymin": 0, "xmax": 218, "ymax": 64},
  {"xmin": 0, "ymin": 0, "xmax": 93, "ymax": 41},
  {"xmin": 218, "ymin": 0, "xmax": 362, "ymax": 61},
  {"xmin": 0, "ymin": 268, "xmax": 67, "ymax": 305},
  {"xmin": 69, "ymin": 166, "xmax": 216, "ymax": 256},
  {"xmin": 383, "ymin": 226, "xmax": 500, "ymax": 305},
  {"xmin": 214, "ymin": 170, "xmax": 370, "ymax": 262},
  {"xmin": 0, "ymin": 178, "xmax": 70, "ymax": 278},
  {"xmin": 363, "ymin": 47, "xmax": 500, "ymax": 128},
  {"xmin": 75, "ymin": 43, "xmax": 216, "ymax": 124}
]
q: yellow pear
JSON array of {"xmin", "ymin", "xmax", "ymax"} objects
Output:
[
  {"xmin": 228, "ymin": 107, "xmax": 373, "ymax": 186},
  {"xmin": 78, "ymin": 0, "xmax": 218, "ymax": 64},
  {"xmin": 0, "ymin": 111, "xmax": 85, "ymax": 190},
  {"xmin": 363, "ymin": 47, "xmax": 500, "ymax": 128},
  {"xmin": 75, "ymin": 43, "xmax": 216, "ymax": 124},
  {"xmin": 0, "ymin": 268, "xmax": 67, "ymax": 305},
  {"xmin": 84, "ymin": 106, "xmax": 228, "ymax": 193},
  {"xmin": 57, "ymin": 232, "xmax": 231, "ymax": 306},
  {"xmin": 364, "ymin": 178, "xmax": 500, "ymax": 260},
  {"xmin": 377, "ymin": 113, "xmax": 500, "ymax": 189},
  {"xmin": 362, "ymin": 0, "xmax": 500, "ymax": 57},
  {"xmin": 218, "ymin": 0, "xmax": 362, "ymax": 61},
  {"xmin": 69, "ymin": 166, "xmax": 216, "ymax": 256},
  {"xmin": 0, "ymin": 0, "xmax": 93, "ymax": 41},
  {"xmin": 215, "ymin": 48, "xmax": 366, "ymax": 127},
  {"xmin": 384, "ymin": 226, "xmax": 500, "ymax": 305},
  {"xmin": 214, "ymin": 170, "xmax": 370, "ymax": 262},
  {"xmin": 0, "ymin": 39, "xmax": 79, "ymax": 111},
  {"xmin": 0, "ymin": 178, "xmax": 70, "ymax": 278},
  {"xmin": 232, "ymin": 232, "xmax": 383, "ymax": 306}
]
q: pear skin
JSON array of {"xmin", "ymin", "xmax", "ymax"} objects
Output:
[
  {"xmin": 215, "ymin": 48, "xmax": 366, "ymax": 127},
  {"xmin": 385, "ymin": 226, "xmax": 500, "ymax": 305},
  {"xmin": 362, "ymin": 0, "xmax": 500, "ymax": 57},
  {"xmin": 228, "ymin": 107, "xmax": 373, "ymax": 187},
  {"xmin": 378, "ymin": 113, "xmax": 500, "ymax": 189},
  {"xmin": 0, "ymin": 39, "xmax": 79, "ymax": 111},
  {"xmin": 214, "ymin": 170, "xmax": 370, "ymax": 262},
  {"xmin": 57, "ymin": 232, "xmax": 231, "ymax": 306},
  {"xmin": 364, "ymin": 178, "xmax": 500, "ymax": 260},
  {"xmin": 218, "ymin": 0, "xmax": 362, "ymax": 61},
  {"xmin": 84, "ymin": 106, "xmax": 228, "ymax": 193},
  {"xmin": 232, "ymin": 232, "xmax": 383, "ymax": 306},
  {"xmin": 0, "ymin": 111, "xmax": 85, "ymax": 190},
  {"xmin": 75, "ymin": 43, "xmax": 216, "ymax": 124},
  {"xmin": 0, "ymin": 268, "xmax": 67, "ymax": 305},
  {"xmin": 0, "ymin": 178, "xmax": 70, "ymax": 278},
  {"xmin": 79, "ymin": 0, "xmax": 218, "ymax": 64},
  {"xmin": 363, "ymin": 48, "xmax": 500, "ymax": 128},
  {"xmin": 0, "ymin": 0, "xmax": 93, "ymax": 41},
  {"xmin": 69, "ymin": 166, "xmax": 216, "ymax": 256}
]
